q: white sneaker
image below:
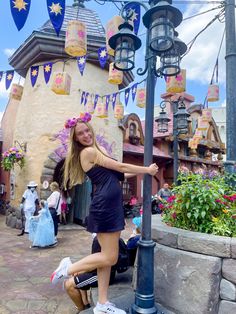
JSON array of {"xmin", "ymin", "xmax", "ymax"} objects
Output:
[
  {"xmin": 50, "ymin": 257, "xmax": 72, "ymax": 285},
  {"xmin": 93, "ymin": 302, "xmax": 126, "ymax": 314}
]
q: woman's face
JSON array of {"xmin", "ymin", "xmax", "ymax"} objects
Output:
[{"xmin": 74, "ymin": 123, "xmax": 93, "ymax": 146}]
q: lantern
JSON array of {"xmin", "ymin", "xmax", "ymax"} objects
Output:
[
  {"xmin": 10, "ymin": 83, "xmax": 23, "ymax": 101},
  {"xmin": 108, "ymin": 63, "xmax": 123, "ymax": 85},
  {"xmin": 174, "ymin": 100, "xmax": 190, "ymax": 133},
  {"xmin": 194, "ymin": 128, "xmax": 202, "ymax": 140},
  {"xmin": 136, "ymin": 88, "xmax": 146, "ymax": 108},
  {"xmin": 95, "ymin": 102, "xmax": 108, "ymax": 118},
  {"xmin": 207, "ymin": 84, "xmax": 219, "ymax": 102},
  {"xmin": 197, "ymin": 116, "xmax": 208, "ymax": 131},
  {"xmin": 188, "ymin": 138, "xmax": 199, "ymax": 149},
  {"xmin": 155, "ymin": 102, "xmax": 171, "ymax": 133},
  {"xmin": 114, "ymin": 102, "xmax": 124, "ymax": 119},
  {"xmin": 85, "ymin": 95, "xmax": 94, "ymax": 114},
  {"xmin": 202, "ymin": 108, "xmax": 212, "ymax": 122},
  {"xmin": 166, "ymin": 69, "xmax": 186, "ymax": 93},
  {"xmin": 65, "ymin": 20, "xmax": 87, "ymax": 57},
  {"xmin": 51, "ymin": 72, "xmax": 71, "ymax": 95},
  {"xmin": 106, "ymin": 16, "xmax": 124, "ymax": 56}
]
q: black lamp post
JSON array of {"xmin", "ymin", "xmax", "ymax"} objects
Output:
[{"xmin": 109, "ymin": 1, "xmax": 184, "ymax": 313}]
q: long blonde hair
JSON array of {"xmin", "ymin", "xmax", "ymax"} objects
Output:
[{"xmin": 63, "ymin": 122, "xmax": 103, "ymax": 189}]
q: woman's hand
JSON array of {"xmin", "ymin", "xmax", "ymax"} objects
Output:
[{"xmin": 148, "ymin": 163, "xmax": 159, "ymax": 176}]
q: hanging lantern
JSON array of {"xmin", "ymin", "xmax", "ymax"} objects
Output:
[
  {"xmin": 114, "ymin": 102, "xmax": 124, "ymax": 119},
  {"xmin": 10, "ymin": 83, "xmax": 23, "ymax": 101},
  {"xmin": 202, "ymin": 108, "xmax": 212, "ymax": 122},
  {"xmin": 197, "ymin": 116, "xmax": 208, "ymax": 131},
  {"xmin": 207, "ymin": 84, "xmax": 219, "ymax": 102},
  {"xmin": 166, "ymin": 69, "xmax": 186, "ymax": 93},
  {"xmin": 108, "ymin": 63, "xmax": 123, "ymax": 85},
  {"xmin": 194, "ymin": 128, "xmax": 202, "ymax": 140},
  {"xmin": 86, "ymin": 95, "xmax": 94, "ymax": 114},
  {"xmin": 51, "ymin": 72, "xmax": 71, "ymax": 95},
  {"xmin": 106, "ymin": 16, "xmax": 124, "ymax": 56},
  {"xmin": 188, "ymin": 138, "xmax": 199, "ymax": 149},
  {"xmin": 136, "ymin": 88, "xmax": 146, "ymax": 108},
  {"xmin": 95, "ymin": 102, "xmax": 108, "ymax": 118},
  {"xmin": 65, "ymin": 20, "xmax": 87, "ymax": 57}
]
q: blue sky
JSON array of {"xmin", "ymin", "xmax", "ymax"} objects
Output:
[{"xmin": 0, "ymin": 0, "xmax": 226, "ymax": 121}]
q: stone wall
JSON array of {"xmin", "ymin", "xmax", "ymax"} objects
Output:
[{"xmin": 152, "ymin": 216, "xmax": 236, "ymax": 314}]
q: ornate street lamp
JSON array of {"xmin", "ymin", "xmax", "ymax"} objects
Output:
[
  {"xmin": 109, "ymin": 1, "xmax": 184, "ymax": 314},
  {"xmin": 155, "ymin": 101, "xmax": 171, "ymax": 133},
  {"xmin": 174, "ymin": 99, "xmax": 190, "ymax": 133}
]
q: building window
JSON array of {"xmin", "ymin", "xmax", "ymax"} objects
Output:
[{"xmin": 129, "ymin": 123, "xmax": 137, "ymax": 137}]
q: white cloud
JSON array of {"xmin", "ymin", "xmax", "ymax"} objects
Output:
[
  {"xmin": 177, "ymin": 3, "xmax": 226, "ymax": 85},
  {"xmin": 3, "ymin": 48, "xmax": 16, "ymax": 58}
]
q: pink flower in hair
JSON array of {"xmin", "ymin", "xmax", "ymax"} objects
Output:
[{"xmin": 64, "ymin": 112, "xmax": 92, "ymax": 129}]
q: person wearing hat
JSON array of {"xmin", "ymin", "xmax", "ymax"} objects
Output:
[{"xmin": 17, "ymin": 181, "xmax": 39, "ymax": 236}]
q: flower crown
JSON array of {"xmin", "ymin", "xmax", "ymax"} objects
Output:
[{"xmin": 64, "ymin": 112, "xmax": 92, "ymax": 129}]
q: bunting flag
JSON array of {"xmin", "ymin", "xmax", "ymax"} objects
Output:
[
  {"xmin": 131, "ymin": 83, "xmax": 138, "ymax": 101},
  {"xmin": 98, "ymin": 47, "xmax": 108, "ymax": 69},
  {"xmin": 43, "ymin": 62, "xmax": 53, "ymax": 84},
  {"xmin": 125, "ymin": 88, "xmax": 130, "ymax": 107},
  {"xmin": 94, "ymin": 94, "xmax": 99, "ymax": 109},
  {"xmin": 0, "ymin": 71, "xmax": 3, "ymax": 83},
  {"xmin": 47, "ymin": 0, "xmax": 65, "ymax": 36},
  {"xmin": 125, "ymin": 3, "xmax": 141, "ymax": 35},
  {"xmin": 30, "ymin": 66, "xmax": 39, "ymax": 87},
  {"xmin": 77, "ymin": 56, "xmax": 87, "ymax": 76},
  {"xmin": 10, "ymin": 0, "xmax": 31, "ymax": 31},
  {"xmin": 80, "ymin": 91, "xmax": 86, "ymax": 105},
  {"xmin": 84, "ymin": 92, "xmax": 90, "ymax": 106},
  {"xmin": 111, "ymin": 93, "xmax": 117, "ymax": 109},
  {"xmin": 5, "ymin": 70, "xmax": 14, "ymax": 90},
  {"xmin": 105, "ymin": 95, "xmax": 110, "ymax": 110}
]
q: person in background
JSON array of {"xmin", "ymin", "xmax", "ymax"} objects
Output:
[
  {"xmin": 47, "ymin": 181, "xmax": 61, "ymax": 241},
  {"xmin": 60, "ymin": 191, "xmax": 68, "ymax": 225},
  {"xmin": 157, "ymin": 182, "xmax": 172, "ymax": 203},
  {"xmin": 17, "ymin": 181, "xmax": 39, "ymax": 236}
]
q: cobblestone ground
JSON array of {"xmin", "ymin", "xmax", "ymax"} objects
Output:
[{"xmin": 0, "ymin": 215, "xmax": 133, "ymax": 314}]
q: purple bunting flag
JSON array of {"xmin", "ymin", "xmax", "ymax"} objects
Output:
[
  {"xmin": 125, "ymin": 3, "xmax": 141, "ymax": 35},
  {"xmin": 47, "ymin": 0, "xmax": 65, "ymax": 36},
  {"xmin": 94, "ymin": 94, "xmax": 99, "ymax": 109},
  {"xmin": 43, "ymin": 62, "xmax": 53, "ymax": 84},
  {"xmin": 98, "ymin": 47, "xmax": 108, "ymax": 69},
  {"xmin": 81, "ymin": 91, "xmax": 86, "ymax": 105},
  {"xmin": 105, "ymin": 95, "xmax": 110, "ymax": 110},
  {"xmin": 131, "ymin": 83, "xmax": 138, "ymax": 102},
  {"xmin": 30, "ymin": 66, "xmax": 39, "ymax": 87},
  {"xmin": 0, "ymin": 71, "xmax": 3, "ymax": 83},
  {"xmin": 84, "ymin": 92, "xmax": 90, "ymax": 106},
  {"xmin": 77, "ymin": 56, "xmax": 87, "ymax": 76},
  {"xmin": 111, "ymin": 93, "xmax": 117, "ymax": 109},
  {"xmin": 10, "ymin": 0, "xmax": 31, "ymax": 31},
  {"xmin": 5, "ymin": 70, "xmax": 14, "ymax": 90},
  {"xmin": 125, "ymin": 88, "xmax": 130, "ymax": 107}
]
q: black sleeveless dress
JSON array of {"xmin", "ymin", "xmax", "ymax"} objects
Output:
[{"xmin": 86, "ymin": 165, "xmax": 125, "ymax": 233}]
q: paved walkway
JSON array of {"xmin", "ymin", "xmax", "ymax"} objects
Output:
[{"xmin": 0, "ymin": 215, "xmax": 134, "ymax": 314}]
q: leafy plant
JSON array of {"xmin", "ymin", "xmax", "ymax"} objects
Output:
[
  {"xmin": 1, "ymin": 147, "xmax": 25, "ymax": 171},
  {"xmin": 161, "ymin": 171, "xmax": 236, "ymax": 237}
]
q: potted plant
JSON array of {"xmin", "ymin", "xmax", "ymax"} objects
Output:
[{"xmin": 1, "ymin": 147, "xmax": 25, "ymax": 171}]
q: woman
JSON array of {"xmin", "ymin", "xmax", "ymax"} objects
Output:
[
  {"xmin": 50, "ymin": 112, "xmax": 158, "ymax": 314},
  {"xmin": 47, "ymin": 181, "xmax": 61, "ymax": 240}
]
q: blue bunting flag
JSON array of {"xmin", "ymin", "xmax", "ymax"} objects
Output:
[
  {"xmin": 125, "ymin": 88, "xmax": 130, "ymax": 107},
  {"xmin": 43, "ymin": 62, "xmax": 53, "ymax": 84},
  {"xmin": 98, "ymin": 47, "xmax": 108, "ymax": 69},
  {"xmin": 5, "ymin": 70, "xmax": 14, "ymax": 90},
  {"xmin": 0, "ymin": 71, "xmax": 3, "ymax": 83},
  {"xmin": 81, "ymin": 91, "xmax": 86, "ymax": 105},
  {"xmin": 47, "ymin": 0, "xmax": 65, "ymax": 36},
  {"xmin": 125, "ymin": 3, "xmax": 141, "ymax": 35},
  {"xmin": 10, "ymin": 0, "xmax": 31, "ymax": 31},
  {"xmin": 131, "ymin": 83, "xmax": 138, "ymax": 102},
  {"xmin": 94, "ymin": 94, "xmax": 99, "ymax": 109},
  {"xmin": 30, "ymin": 66, "xmax": 39, "ymax": 87},
  {"xmin": 111, "ymin": 93, "xmax": 117, "ymax": 109},
  {"xmin": 105, "ymin": 95, "xmax": 110, "ymax": 110},
  {"xmin": 77, "ymin": 56, "xmax": 87, "ymax": 76}
]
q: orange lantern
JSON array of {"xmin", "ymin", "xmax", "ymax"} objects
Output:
[
  {"xmin": 108, "ymin": 63, "xmax": 123, "ymax": 85},
  {"xmin": 51, "ymin": 72, "xmax": 71, "ymax": 95},
  {"xmin": 95, "ymin": 102, "xmax": 108, "ymax": 118},
  {"xmin": 166, "ymin": 69, "xmax": 186, "ymax": 93},
  {"xmin": 65, "ymin": 20, "xmax": 87, "ymax": 57},
  {"xmin": 197, "ymin": 116, "xmax": 208, "ymax": 131},
  {"xmin": 86, "ymin": 95, "xmax": 94, "ymax": 114},
  {"xmin": 106, "ymin": 16, "xmax": 124, "ymax": 56},
  {"xmin": 114, "ymin": 102, "xmax": 124, "ymax": 119},
  {"xmin": 136, "ymin": 88, "xmax": 146, "ymax": 108},
  {"xmin": 10, "ymin": 83, "xmax": 23, "ymax": 101},
  {"xmin": 207, "ymin": 84, "xmax": 219, "ymax": 102},
  {"xmin": 188, "ymin": 138, "xmax": 199, "ymax": 149},
  {"xmin": 202, "ymin": 108, "xmax": 212, "ymax": 122}
]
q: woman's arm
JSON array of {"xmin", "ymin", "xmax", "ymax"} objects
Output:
[{"xmin": 80, "ymin": 147, "xmax": 158, "ymax": 176}]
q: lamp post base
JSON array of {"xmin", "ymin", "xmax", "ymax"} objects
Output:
[
  {"xmin": 132, "ymin": 302, "xmax": 157, "ymax": 314},
  {"xmin": 224, "ymin": 160, "xmax": 236, "ymax": 174}
]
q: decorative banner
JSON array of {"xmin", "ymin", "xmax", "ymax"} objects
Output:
[
  {"xmin": 105, "ymin": 95, "xmax": 110, "ymax": 110},
  {"xmin": 111, "ymin": 93, "xmax": 118, "ymax": 109},
  {"xmin": 47, "ymin": 0, "xmax": 65, "ymax": 36},
  {"xmin": 166, "ymin": 69, "xmax": 186, "ymax": 93},
  {"xmin": 10, "ymin": 83, "xmax": 24, "ymax": 101},
  {"xmin": 131, "ymin": 83, "xmax": 138, "ymax": 101},
  {"xmin": 94, "ymin": 94, "xmax": 99, "ymax": 109},
  {"xmin": 98, "ymin": 47, "xmax": 108, "ymax": 69},
  {"xmin": 5, "ymin": 70, "xmax": 14, "ymax": 90},
  {"xmin": 65, "ymin": 20, "xmax": 87, "ymax": 57},
  {"xmin": 30, "ymin": 66, "xmax": 39, "ymax": 87},
  {"xmin": 125, "ymin": 88, "xmax": 130, "ymax": 107},
  {"xmin": 84, "ymin": 92, "xmax": 89, "ymax": 106},
  {"xmin": 202, "ymin": 108, "xmax": 212, "ymax": 122},
  {"xmin": 51, "ymin": 72, "xmax": 71, "ymax": 95},
  {"xmin": 77, "ymin": 56, "xmax": 87, "ymax": 76},
  {"xmin": 207, "ymin": 84, "xmax": 219, "ymax": 102},
  {"xmin": 125, "ymin": 3, "xmax": 141, "ymax": 35},
  {"xmin": 10, "ymin": 0, "xmax": 31, "ymax": 31},
  {"xmin": 80, "ymin": 91, "xmax": 86, "ymax": 105},
  {"xmin": 0, "ymin": 71, "xmax": 3, "ymax": 82},
  {"xmin": 43, "ymin": 62, "xmax": 53, "ymax": 84}
]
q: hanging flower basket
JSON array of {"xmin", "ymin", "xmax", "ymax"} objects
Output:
[{"xmin": 1, "ymin": 147, "xmax": 25, "ymax": 171}]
